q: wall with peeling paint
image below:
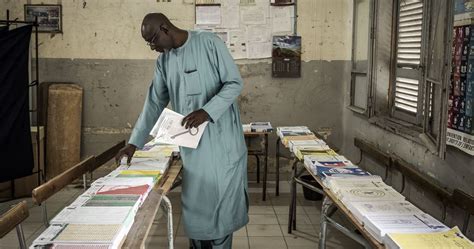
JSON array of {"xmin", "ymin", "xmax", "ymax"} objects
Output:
[
  {"xmin": 339, "ymin": 0, "xmax": 474, "ymax": 238},
  {"xmin": 1, "ymin": 0, "xmax": 352, "ymax": 61},
  {"xmin": 1, "ymin": 0, "xmax": 353, "ymax": 166}
]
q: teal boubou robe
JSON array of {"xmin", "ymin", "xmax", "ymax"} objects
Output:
[{"xmin": 129, "ymin": 30, "xmax": 249, "ymax": 240}]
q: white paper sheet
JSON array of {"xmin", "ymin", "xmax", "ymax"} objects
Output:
[
  {"xmin": 246, "ymin": 25, "xmax": 271, "ymax": 43},
  {"xmin": 93, "ymin": 177, "xmax": 155, "ymax": 187},
  {"xmin": 220, "ymin": 0, "xmax": 240, "ymax": 28},
  {"xmin": 150, "ymin": 108, "xmax": 208, "ymax": 149},
  {"xmin": 196, "ymin": 5, "xmax": 221, "ymax": 25},
  {"xmin": 31, "ymin": 224, "xmax": 65, "ymax": 245},
  {"xmin": 214, "ymin": 29, "xmax": 230, "ymax": 45},
  {"xmin": 247, "ymin": 41, "xmax": 272, "ymax": 58},
  {"xmin": 51, "ymin": 207, "xmax": 133, "ymax": 225},
  {"xmin": 240, "ymin": 5, "xmax": 268, "ymax": 25},
  {"xmin": 271, "ymin": 6, "xmax": 294, "ymax": 34},
  {"xmin": 228, "ymin": 29, "xmax": 247, "ymax": 59}
]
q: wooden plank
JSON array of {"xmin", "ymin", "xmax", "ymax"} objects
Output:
[
  {"xmin": 92, "ymin": 140, "xmax": 126, "ymax": 171},
  {"xmin": 392, "ymin": 157, "xmax": 451, "ymax": 201},
  {"xmin": 121, "ymin": 188, "xmax": 164, "ymax": 249},
  {"xmin": 452, "ymin": 189, "xmax": 474, "ymax": 214},
  {"xmin": 0, "ymin": 201, "xmax": 29, "ymax": 238},
  {"xmin": 354, "ymin": 137, "xmax": 391, "ymax": 167},
  {"xmin": 159, "ymin": 160, "xmax": 182, "ymax": 195},
  {"xmin": 121, "ymin": 159, "xmax": 182, "ymax": 248},
  {"xmin": 32, "ymin": 156, "xmax": 95, "ymax": 205},
  {"xmin": 302, "ymin": 162, "xmax": 384, "ymax": 249}
]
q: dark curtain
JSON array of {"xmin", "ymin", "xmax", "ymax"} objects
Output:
[{"xmin": 0, "ymin": 25, "xmax": 34, "ymax": 182}]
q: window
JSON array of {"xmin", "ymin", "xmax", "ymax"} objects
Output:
[
  {"xmin": 358, "ymin": 0, "xmax": 454, "ymax": 157},
  {"xmin": 349, "ymin": 0, "xmax": 376, "ymax": 115}
]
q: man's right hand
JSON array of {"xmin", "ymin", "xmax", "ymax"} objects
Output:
[{"xmin": 115, "ymin": 144, "xmax": 137, "ymax": 166}]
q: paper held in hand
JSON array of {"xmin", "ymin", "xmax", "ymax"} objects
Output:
[{"xmin": 150, "ymin": 108, "xmax": 208, "ymax": 149}]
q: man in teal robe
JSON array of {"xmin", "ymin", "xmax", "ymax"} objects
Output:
[{"xmin": 115, "ymin": 13, "xmax": 249, "ymax": 248}]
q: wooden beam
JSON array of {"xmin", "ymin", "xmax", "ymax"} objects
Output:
[
  {"xmin": 392, "ymin": 157, "xmax": 451, "ymax": 201},
  {"xmin": 32, "ymin": 156, "xmax": 95, "ymax": 205},
  {"xmin": 452, "ymin": 189, "xmax": 474, "ymax": 214},
  {"xmin": 0, "ymin": 201, "xmax": 29, "ymax": 238},
  {"xmin": 354, "ymin": 137, "xmax": 391, "ymax": 167},
  {"xmin": 92, "ymin": 140, "xmax": 126, "ymax": 172}
]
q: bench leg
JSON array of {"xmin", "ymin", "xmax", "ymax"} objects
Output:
[
  {"xmin": 15, "ymin": 224, "xmax": 27, "ymax": 249},
  {"xmin": 42, "ymin": 203, "xmax": 49, "ymax": 227}
]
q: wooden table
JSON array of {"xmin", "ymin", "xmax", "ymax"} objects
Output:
[
  {"xmin": 122, "ymin": 158, "xmax": 182, "ymax": 249},
  {"xmin": 244, "ymin": 131, "xmax": 270, "ymax": 201},
  {"xmin": 284, "ymin": 150, "xmax": 384, "ymax": 249}
]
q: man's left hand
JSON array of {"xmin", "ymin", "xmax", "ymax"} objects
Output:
[{"xmin": 182, "ymin": 109, "xmax": 210, "ymax": 129}]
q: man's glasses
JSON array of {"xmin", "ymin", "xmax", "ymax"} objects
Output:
[
  {"xmin": 146, "ymin": 25, "xmax": 164, "ymax": 47},
  {"xmin": 146, "ymin": 31, "xmax": 159, "ymax": 47}
]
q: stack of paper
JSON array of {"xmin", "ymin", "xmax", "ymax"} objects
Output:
[
  {"xmin": 304, "ymin": 154, "xmax": 370, "ymax": 179},
  {"xmin": 346, "ymin": 200, "xmax": 423, "ymax": 225},
  {"xmin": 150, "ymin": 108, "xmax": 208, "ymax": 149},
  {"xmin": 363, "ymin": 213, "xmax": 449, "ymax": 243},
  {"xmin": 84, "ymin": 194, "xmax": 141, "ymax": 207},
  {"xmin": 335, "ymin": 186, "xmax": 405, "ymax": 204},
  {"xmin": 384, "ymin": 226, "xmax": 474, "ymax": 249},
  {"xmin": 293, "ymin": 146, "xmax": 333, "ymax": 160},
  {"xmin": 117, "ymin": 170, "xmax": 161, "ymax": 181},
  {"xmin": 242, "ymin": 124, "xmax": 252, "ymax": 132},
  {"xmin": 30, "ymin": 137, "xmax": 179, "ymax": 249},
  {"xmin": 276, "ymin": 126, "xmax": 316, "ymax": 146},
  {"xmin": 288, "ymin": 139, "xmax": 327, "ymax": 152},
  {"xmin": 250, "ymin": 122, "xmax": 273, "ymax": 132},
  {"xmin": 50, "ymin": 206, "xmax": 134, "ymax": 225}
]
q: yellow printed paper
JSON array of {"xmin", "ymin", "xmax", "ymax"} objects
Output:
[{"xmin": 387, "ymin": 226, "xmax": 474, "ymax": 249}]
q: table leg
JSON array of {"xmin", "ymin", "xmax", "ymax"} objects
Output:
[
  {"xmin": 161, "ymin": 195, "xmax": 174, "ymax": 249},
  {"xmin": 288, "ymin": 159, "xmax": 298, "ymax": 233},
  {"xmin": 319, "ymin": 196, "xmax": 331, "ymax": 249},
  {"xmin": 275, "ymin": 137, "xmax": 281, "ymax": 196},
  {"xmin": 291, "ymin": 160, "xmax": 298, "ymax": 231},
  {"xmin": 255, "ymin": 155, "xmax": 260, "ymax": 184},
  {"xmin": 262, "ymin": 134, "xmax": 268, "ymax": 201}
]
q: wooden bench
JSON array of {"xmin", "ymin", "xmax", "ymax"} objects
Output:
[{"xmin": 0, "ymin": 201, "xmax": 29, "ymax": 249}]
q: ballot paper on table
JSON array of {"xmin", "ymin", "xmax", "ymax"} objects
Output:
[{"xmin": 150, "ymin": 108, "xmax": 208, "ymax": 149}]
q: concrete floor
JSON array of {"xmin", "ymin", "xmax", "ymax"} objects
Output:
[{"xmin": 0, "ymin": 174, "xmax": 363, "ymax": 249}]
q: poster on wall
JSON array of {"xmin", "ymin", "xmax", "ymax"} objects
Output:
[
  {"xmin": 447, "ymin": 24, "xmax": 474, "ymax": 156},
  {"xmin": 24, "ymin": 4, "xmax": 62, "ymax": 33},
  {"xmin": 272, "ymin": 35, "xmax": 301, "ymax": 78}
]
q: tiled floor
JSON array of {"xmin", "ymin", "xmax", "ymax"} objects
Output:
[{"xmin": 0, "ymin": 175, "xmax": 363, "ymax": 249}]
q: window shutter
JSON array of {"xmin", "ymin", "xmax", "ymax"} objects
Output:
[{"xmin": 393, "ymin": 0, "xmax": 424, "ymax": 117}]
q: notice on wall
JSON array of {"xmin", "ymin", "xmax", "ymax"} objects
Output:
[
  {"xmin": 272, "ymin": 35, "xmax": 301, "ymax": 77},
  {"xmin": 271, "ymin": 6, "xmax": 294, "ymax": 34},
  {"xmin": 448, "ymin": 25, "xmax": 474, "ymax": 156},
  {"xmin": 220, "ymin": 0, "xmax": 240, "ymax": 28},
  {"xmin": 247, "ymin": 41, "xmax": 272, "ymax": 59},
  {"xmin": 240, "ymin": 5, "xmax": 267, "ymax": 25},
  {"xmin": 447, "ymin": 128, "xmax": 474, "ymax": 155},
  {"xmin": 228, "ymin": 29, "xmax": 248, "ymax": 59},
  {"xmin": 196, "ymin": 5, "xmax": 221, "ymax": 25}
]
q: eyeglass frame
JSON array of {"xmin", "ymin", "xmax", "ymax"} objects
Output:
[{"xmin": 146, "ymin": 25, "xmax": 164, "ymax": 47}]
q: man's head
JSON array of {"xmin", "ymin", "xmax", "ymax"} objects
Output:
[{"xmin": 141, "ymin": 13, "xmax": 175, "ymax": 53}]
